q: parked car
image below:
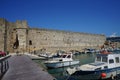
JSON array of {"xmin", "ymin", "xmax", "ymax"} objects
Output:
[{"xmin": 0, "ymin": 51, "xmax": 6, "ymax": 57}]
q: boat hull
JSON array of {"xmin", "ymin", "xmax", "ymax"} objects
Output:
[
  {"xmin": 67, "ymin": 67, "xmax": 120, "ymax": 80},
  {"xmin": 45, "ymin": 60, "xmax": 80, "ymax": 68}
]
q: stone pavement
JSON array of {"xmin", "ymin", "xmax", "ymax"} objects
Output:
[{"xmin": 1, "ymin": 55, "xmax": 56, "ymax": 80}]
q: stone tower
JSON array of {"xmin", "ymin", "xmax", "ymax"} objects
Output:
[
  {"xmin": 0, "ymin": 18, "xmax": 28, "ymax": 53},
  {"xmin": 13, "ymin": 20, "xmax": 28, "ymax": 53}
]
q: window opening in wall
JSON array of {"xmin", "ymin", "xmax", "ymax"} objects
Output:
[
  {"xmin": 13, "ymin": 28, "xmax": 16, "ymax": 31},
  {"xmin": 29, "ymin": 40, "xmax": 32, "ymax": 45}
]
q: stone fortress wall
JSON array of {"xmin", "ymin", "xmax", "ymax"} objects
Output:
[
  {"xmin": 0, "ymin": 18, "xmax": 106, "ymax": 53},
  {"xmin": 28, "ymin": 28, "xmax": 105, "ymax": 52}
]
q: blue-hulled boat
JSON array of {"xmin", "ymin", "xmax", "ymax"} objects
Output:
[{"xmin": 66, "ymin": 51, "xmax": 120, "ymax": 80}]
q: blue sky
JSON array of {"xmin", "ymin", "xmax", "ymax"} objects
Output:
[{"xmin": 1, "ymin": 0, "xmax": 120, "ymax": 37}]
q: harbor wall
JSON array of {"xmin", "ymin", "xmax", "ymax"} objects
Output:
[
  {"xmin": 0, "ymin": 18, "xmax": 106, "ymax": 53},
  {"xmin": 28, "ymin": 28, "xmax": 105, "ymax": 52}
]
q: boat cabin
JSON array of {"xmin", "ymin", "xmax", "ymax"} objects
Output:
[
  {"xmin": 60, "ymin": 54, "xmax": 72, "ymax": 58},
  {"xmin": 95, "ymin": 53, "xmax": 120, "ymax": 69},
  {"xmin": 59, "ymin": 54, "xmax": 73, "ymax": 61}
]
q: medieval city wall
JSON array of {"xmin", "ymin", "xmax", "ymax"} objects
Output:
[
  {"xmin": 28, "ymin": 28, "xmax": 106, "ymax": 52},
  {"xmin": 0, "ymin": 18, "xmax": 106, "ymax": 53}
]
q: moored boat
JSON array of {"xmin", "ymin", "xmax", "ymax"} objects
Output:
[
  {"xmin": 66, "ymin": 51, "xmax": 120, "ymax": 80},
  {"xmin": 83, "ymin": 48, "xmax": 96, "ymax": 54},
  {"xmin": 44, "ymin": 53, "xmax": 80, "ymax": 69}
]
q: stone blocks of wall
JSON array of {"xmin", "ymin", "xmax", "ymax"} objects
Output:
[{"xmin": 28, "ymin": 28, "xmax": 106, "ymax": 52}]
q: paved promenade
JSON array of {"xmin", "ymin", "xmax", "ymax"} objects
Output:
[{"xmin": 1, "ymin": 55, "xmax": 56, "ymax": 80}]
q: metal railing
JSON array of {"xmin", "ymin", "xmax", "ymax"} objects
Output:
[{"xmin": 0, "ymin": 55, "xmax": 11, "ymax": 79}]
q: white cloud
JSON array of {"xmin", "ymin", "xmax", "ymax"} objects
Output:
[{"xmin": 110, "ymin": 33, "xmax": 117, "ymax": 37}]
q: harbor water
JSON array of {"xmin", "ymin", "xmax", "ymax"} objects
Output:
[{"xmin": 33, "ymin": 53, "xmax": 96, "ymax": 80}]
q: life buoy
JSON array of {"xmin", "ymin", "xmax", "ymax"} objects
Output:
[{"xmin": 101, "ymin": 73, "xmax": 106, "ymax": 78}]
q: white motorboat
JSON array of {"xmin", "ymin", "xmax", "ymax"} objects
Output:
[
  {"xmin": 66, "ymin": 51, "xmax": 120, "ymax": 80},
  {"xmin": 38, "ymin": 52, "xmax": 53, "ymax": 58},
  {"xmin": 44, "ymin": 53, "xmax": 80, "ymax": 68}
]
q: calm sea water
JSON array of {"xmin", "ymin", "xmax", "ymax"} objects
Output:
[{"xmin": 33, "ymin": 53, "xmax": 96, "ymax": 80}]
